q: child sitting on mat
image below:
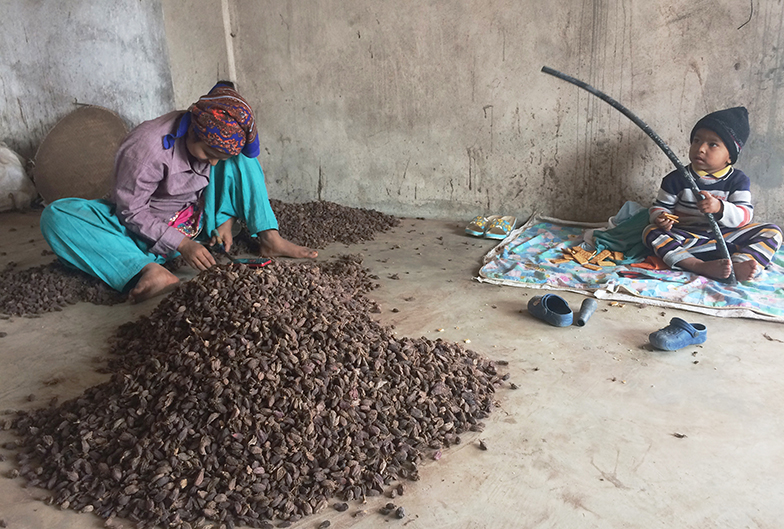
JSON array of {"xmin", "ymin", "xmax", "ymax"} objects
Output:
[
  {"xmin": 643, "ymin": 107, "xmax": 782, "ymax": 282},
  {"xmin": 41, "ymin": 82, "xmax": 317, "ymax": 303}
]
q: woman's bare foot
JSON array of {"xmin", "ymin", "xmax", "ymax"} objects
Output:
[
  {"xmin": 257, "ymin": 229, "xmax": 318, "ymax": 259},
  {"xmin": 678, "ymin": 257, "xmax": 732, "ymax": 280},
  {"xmin": 128, "ymin": 263, "xmax": 180, "ymax": 303},
  {"xmin": 733, "ymin": 259, "xmax": 759, "ymax": 282}
]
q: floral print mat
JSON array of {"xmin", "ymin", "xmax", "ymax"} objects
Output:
[{"xmin": 477, "ymin": 215, "xmax": 784, "ymax": 323}]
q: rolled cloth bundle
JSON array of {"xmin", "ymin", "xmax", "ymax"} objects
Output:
[{"xmin": 189, "ymin": 83, "xmax": 259, "ymax": 157}]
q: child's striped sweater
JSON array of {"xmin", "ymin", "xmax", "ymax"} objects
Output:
[{"xmin": 649, "ymin": 164, "xmax": 753, "ymax": 228}]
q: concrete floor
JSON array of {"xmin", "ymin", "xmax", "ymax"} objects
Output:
[{"xmin": 1, "ymin": 210, "xmax": 784, "ymax": 529}]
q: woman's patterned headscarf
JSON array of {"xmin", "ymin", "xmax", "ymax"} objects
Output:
[{"xmin": 188, "ymin": 84, "xmax": 259, "ymax": 157}]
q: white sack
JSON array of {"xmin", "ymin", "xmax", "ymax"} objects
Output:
[{"xmin": 0, "ymin": 142, "xmax": 36, "ymax": 211}]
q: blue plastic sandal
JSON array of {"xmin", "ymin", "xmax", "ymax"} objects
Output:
[
  {"xmin": 576, "ymin": 298, "xmax": 598, "ymax": 326},
  {"xmin": 649, "ymin": 317, "xmax": 707, "ymax": 351},
  {"xmin": 527, "ymin": 294, "xmax": 573, "ymax": 327}
]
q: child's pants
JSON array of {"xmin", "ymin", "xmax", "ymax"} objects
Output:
[
  {"xmin": 643, "ymin": 222, "xmax": 783, "ymax": 269},
  {"xmin": 40, "ymin": 155, "xmax": 279, "ymax": 292}
]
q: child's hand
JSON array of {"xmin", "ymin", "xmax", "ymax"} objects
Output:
[
  {"xmin": 654, "ymin": 212, "xmax": 675, "ymax": 230},
  {"xmin": 696, "ymin": 192, "xmax": 722, "ymax": 214},
  {"xmin": 178, "ymin": 238, "xmax": 216, "ymax": 271}
]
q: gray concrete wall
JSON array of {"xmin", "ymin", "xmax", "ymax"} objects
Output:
[
  {"xmin": 227, "ymin": 0, "xmax": 784, "ymax": 224},
  {"xmin": 160, "ymin": 0, "xmax": 233, "ymax": 109},
  {"xmin": 0, "ymin": 0, "xmax": 174, "ymax": 161},
  {"xmin": 3, "ymin": 0, "xmax": 783, "ymax": 225}
]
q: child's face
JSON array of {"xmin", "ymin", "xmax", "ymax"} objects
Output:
[{"xmin": 689, "ymin": 128, "xmax": 732, "ymax": 173}]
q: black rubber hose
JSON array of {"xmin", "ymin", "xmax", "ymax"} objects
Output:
[{"xmin": 541, "ymin": 66, "xmax": 737, "ymax": 284}]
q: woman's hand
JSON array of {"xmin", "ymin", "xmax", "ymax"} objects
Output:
[
  {"xmin": 210, "ymin": 218, "xmax": 236, "ymax": 253},
  {"xmin": 178, "ymin": 238, "xmax": 216, "ymax": 271},
  {"xmin": 697, "ymin": 191, "xmax": 722, "ymax": 214}
]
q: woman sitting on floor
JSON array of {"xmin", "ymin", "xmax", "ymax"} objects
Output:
[{"xmin": 41, "ymin": 82, "xmax": 316, "ymax": 302}]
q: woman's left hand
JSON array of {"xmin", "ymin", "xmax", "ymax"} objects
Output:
[{"xmin": 210, "ymin": 218, "xmax": 236, "ymax": 252}]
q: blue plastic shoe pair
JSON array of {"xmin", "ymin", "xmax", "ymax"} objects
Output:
[
  {"xmin": 649, "ymin": 317, "xmax": 707, "ymax": 351},
  {"xmin": 527, "ymin": 294, "xmax": 598, "ymax": 327}
]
